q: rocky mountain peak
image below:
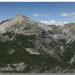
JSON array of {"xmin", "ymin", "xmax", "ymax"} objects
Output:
[
  {"xmin": 0, "ymin": 14, "xmax": 41, "ymax": 34},
  {"xmin": 12, "ymin": 14, "xmax": 30, "ymax": 22}
]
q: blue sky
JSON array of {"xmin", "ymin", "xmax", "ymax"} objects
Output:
[{"xmin": 0, "ymin": 2, "xmax": 75, "ymax": 24}]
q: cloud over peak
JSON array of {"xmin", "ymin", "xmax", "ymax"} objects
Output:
[{"xmin": 41, "ymin": 20, "xmax": 68, "ymax": 25}]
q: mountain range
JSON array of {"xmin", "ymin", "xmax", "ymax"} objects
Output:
[{"xmin": 0, "ymin": 14, "xmax": 75, "ymax": 73}]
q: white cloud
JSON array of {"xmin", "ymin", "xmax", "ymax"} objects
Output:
[
  {"xmin": 41, "ymin": 20, "xmax": 68, "ymax": 25},
  {"xmin": 61, "ymin": 12, "xmax": 75, "ymax": 17},
  {"xmin": 33, "ymin": 14, "xmax": 41, "ymax": 17},
  {"xmin": 61, "ymin": 13, "xmax": 68, "ymax": 16},
  {"xmin": 32, "ymin": 13, "xmax": 50, "ymax": 17},
  {"xmin": 41, "ymin": 20, "xmax": 55, "ymax": 24}
]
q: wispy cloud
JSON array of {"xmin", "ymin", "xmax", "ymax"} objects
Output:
[
  {"xmin": 33, "ymin": 14, "xmax": 41, "ymax": 17},
  {"xmin": 61, "ymin": 12, "xmax": 75, "ymax": 17},
  {"xmin": 32, "ymin": 13, "xmax": 50, "ymax": 17},
  {"xmin": 61, "ymin": 13, "xmax": 68, "ymax": 17},
  {"xmin": 41, "ymin": 20, "xmax": 68, "ymax": 25}
]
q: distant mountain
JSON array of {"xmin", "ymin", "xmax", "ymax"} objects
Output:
[{"xmin": 0, "ymin": 15, "xmax": 75, "ymax": 73}]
